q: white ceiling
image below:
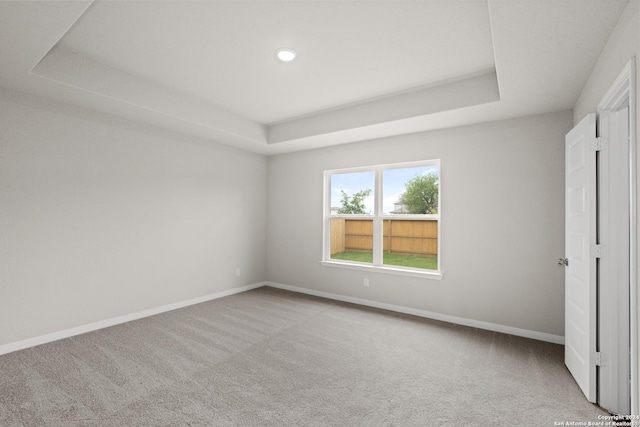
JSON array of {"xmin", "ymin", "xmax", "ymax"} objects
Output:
[{"xmin": 0, "ymin": 0, "xmax": 629, "ymax": 155}]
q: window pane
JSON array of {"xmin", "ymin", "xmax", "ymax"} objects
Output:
[
  {"xmin": 330, "ymin": 218, "xmax": 373, "ymax": 264},
  {"xmin": 383, "ymin": 165, "xmax": 439, "ymax": 215},
  {"xmin": 382, "ymin": 219, "xmax": 438, "ymax": 270},
  {"xmin": 330, "ymin": 171, "xmax": 374, "ymax": 215}
]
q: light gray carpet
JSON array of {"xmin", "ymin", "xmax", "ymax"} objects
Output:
[{"xmin": 1, "ymin": 286, "xmax": 607, "ymax": 426}]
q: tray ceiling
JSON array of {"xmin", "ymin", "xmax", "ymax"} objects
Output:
[{"xmin": 0, "ymin": 0, "xmax": 629, "ymax": 154}]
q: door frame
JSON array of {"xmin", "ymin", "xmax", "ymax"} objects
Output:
[{"xmin": 597, "ymin": 58, "xmax": 637, "ymax": 415}]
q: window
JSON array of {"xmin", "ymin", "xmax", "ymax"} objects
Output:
[{"xmin": 323, "ymin": 160, "xmax": 441, "ymax": 278}]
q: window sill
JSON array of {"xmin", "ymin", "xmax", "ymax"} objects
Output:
[{"xmin": 320, "ymin": 260, "xmax": 443, "ymax": 280}]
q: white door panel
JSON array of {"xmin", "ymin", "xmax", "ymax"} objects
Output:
[{"xmin": 565, "ymin": 113, "xmax": 597, "ymax": 403}]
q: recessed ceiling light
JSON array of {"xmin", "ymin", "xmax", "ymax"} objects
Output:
[{"xmin": 276, "ymin": 48, "xmax": 297, "ymax": 62}]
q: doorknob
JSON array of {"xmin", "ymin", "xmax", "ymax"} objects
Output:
[{"xmin": 557, "ymin": 258, "xmax": 569, "ymax": 266}]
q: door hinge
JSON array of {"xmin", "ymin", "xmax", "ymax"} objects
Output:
[
  {"xmin": 590, "ymin": 137, "xmax": 609, "ymax": 151},
  {"xmin": 593, "ymin": 351, "xmax": 605, "ymax": 367},
  {"xmin": 592, "ymin": 244, "xmax": 606, "ymax": 258}
]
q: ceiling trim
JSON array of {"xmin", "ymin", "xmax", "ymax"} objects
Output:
[
  {"xmin": 268, "ymin": 70, "xmax": 500, "ymax": 145},
  {"xmin": 32, "ymin": 46, "xmax": 268, "ymax": 149},
  {"xmin": 31, "ymin": 44, "xmax": 501, "ymax": 151}
]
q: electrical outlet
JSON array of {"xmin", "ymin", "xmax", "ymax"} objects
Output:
[
  {"xmin": 235, "ymin": 267, "xmax": 241, "ymax": 277},
  {"xmin": 364, "ymin": 278, "xmax": 369, "ymax": 287}
]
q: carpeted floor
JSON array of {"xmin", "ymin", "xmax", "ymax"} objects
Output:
[{"xmin": 1, "ymin": 286, "xmax": 608, "ymax": 426}]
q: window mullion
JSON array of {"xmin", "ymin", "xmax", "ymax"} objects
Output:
[{"xmin": 372, "ymin": 168, "xmax": 383, "ymax": 266}]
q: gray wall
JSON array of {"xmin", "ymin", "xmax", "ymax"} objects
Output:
[
  {"xmin": 0, "ymin": 94, "xmax": 267, "ymax": 345},
  {"xmin": 573, "ymin": 0, "xmax": 639, "ymax": 126},
  {"xmin": 267, "ymin": 111, "xmax": 573, "ymax": 337}
]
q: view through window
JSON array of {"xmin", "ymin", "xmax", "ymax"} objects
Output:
[{"xmin": 325, "ymin": 160, "xmax": 440, "ymax": 274}]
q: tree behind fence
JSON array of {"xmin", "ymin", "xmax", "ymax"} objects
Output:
[{"xmin": 330, "ymin": 219, "xmax": 438, "ymax": 256}]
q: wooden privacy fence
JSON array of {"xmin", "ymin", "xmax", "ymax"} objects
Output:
[{"xmin": 330, "ymin": 219, "xmax": 438, "ymax": 256}]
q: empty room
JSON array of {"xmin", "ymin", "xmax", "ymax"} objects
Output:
[{"xmin": 1, "ymin": 1, "xmax": 640, "ymax": 425}]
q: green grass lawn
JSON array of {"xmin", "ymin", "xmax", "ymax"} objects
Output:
[{"xmin": 331, "ymin": 251, "xmax": 437, "ymax": 270}]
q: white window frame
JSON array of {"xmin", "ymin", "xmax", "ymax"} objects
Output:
[{"xmin": 321, "ymin": 159, "xmax": 442, "ymax": 280}]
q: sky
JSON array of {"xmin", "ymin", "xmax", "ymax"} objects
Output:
[{"xmin": 330, "ymin": 164, "xmax": 439, "ymax": 214}]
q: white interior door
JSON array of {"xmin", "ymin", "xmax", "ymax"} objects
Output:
[{"xmin": 565, "ymin": 113, "xmax": 597, "ymax": 403}]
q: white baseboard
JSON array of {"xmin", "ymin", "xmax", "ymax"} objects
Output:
[
  {"xmin": 265, "ymin": 281, "xmax": 565, "ymax": 345},
  {"xmin": 0, "ymin": 282, "xmax": 266, "ymax": 356},
  {"xmin": 1, "ymin": 280, "xmax": 564, "ymax": 356}
]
